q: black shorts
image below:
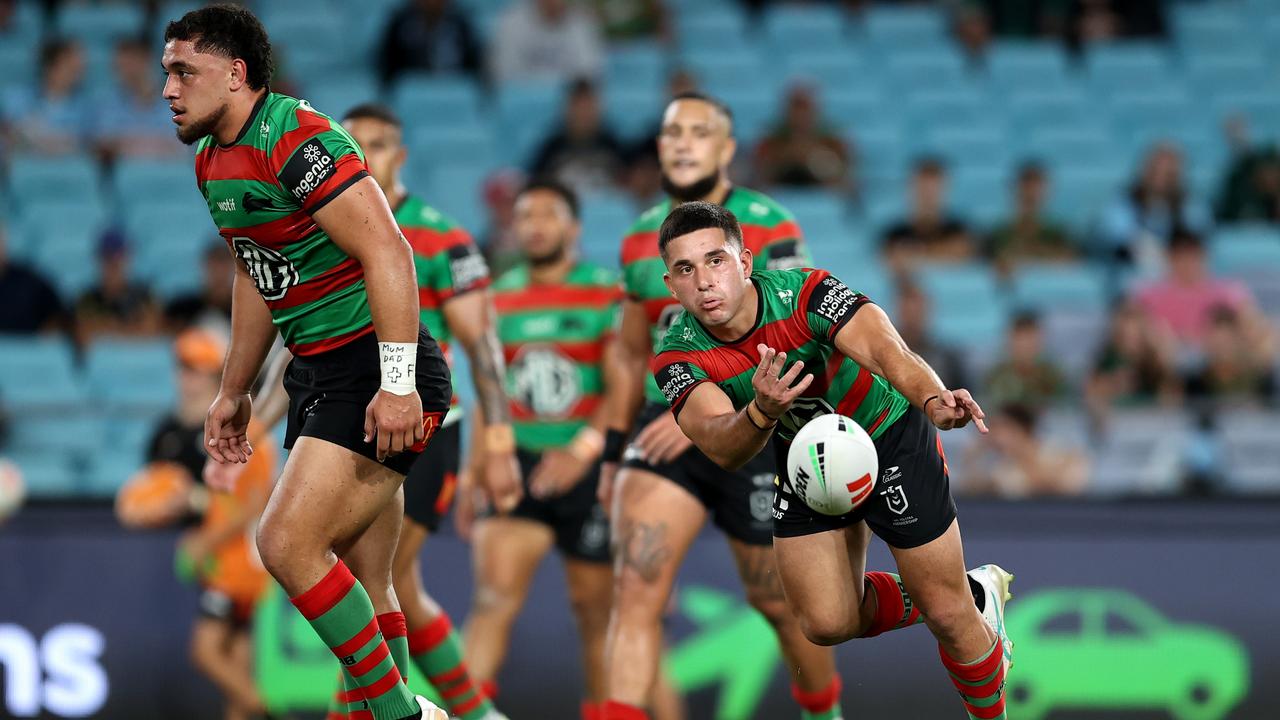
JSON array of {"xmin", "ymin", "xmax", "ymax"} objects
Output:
[
  {"xmin": 484, "ymin": 448, "xmax": 610, "ymax": 563},
  {"xmin": 197, "ymin": 588, "xmax": 254, "ymax": 629},
  {"xmin": 621, "ymin": 402, "xmax": 776, "ymax": 546},
  {"xmin": 283, "ymin": 325, "xmax": 452, "ymax": 476},
  {"xmin": 402, "ymin": 420, "xmax": 461, "ymax": 532},
  {"xmin": 772, "ymin": 406, "xmax": 957, "ymax": 549}
]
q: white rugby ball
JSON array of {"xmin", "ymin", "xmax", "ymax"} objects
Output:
[{"xmin": 786, "ymin": 413, "xmax": 878, "ymax": 516}]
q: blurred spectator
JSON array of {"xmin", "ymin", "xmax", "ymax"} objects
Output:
[
  {"xmin": 1184, "ymin": 305, "xmax": 1276, "ymax": 409},
  {"xmin": 1216, "ymin": 145, "xmax": 1280, "ymax": 223},
  {"xmin": 1, "ymin": 37, "xmax": 90, "ymax": 155},
  {"xmin": 982, "ymin": 0, "xmax": 1070, "ymax": 38},
  {"xmin": 74, "ymin": 228, "xmax": 161, "ymax": 344},
  {"xmin": 1099, "ymin": 143, "xmax": 1210, "ymax": 277},
  {"xmin": 753, "ymin": 84, "xmax": 853, "ymax": 192},
  {"xmin": 1085, "ymin": 300, "xmax": 1180, "ymax": 424},
  {"xmin": 881, "ymin": 157, "xmax": 975, "ymax": 272},
  {"xmin": 94, "ymin": 36, "xmax": 184, "ymax": 162},
  {"xmin": 478, "ymin": 168, "xmax": 526, "ymax": 276},
  {"xmin": 529, "ymin": 78, "xmax": 626, "ymax": 195},
  {"xmin": 952, "ymin": 1, "xmax": 993, "ymax": 63},
  {"xmin": 0, "ymin": 0, "xmax": 16, "ymax": 33},
  {"xmin": 0, "ymin": 223, "xmax": 65, "ymax": 334},
  {"xmin": 984, "ymin": 311, "xmax": 1066, "ymax": 410},
  {"xmin": 962, "ymin": 404, "xmax": 1089, "ymax": 497},
  {"xmin": 378, "ymin": 0, "xmax": 482, "ymax": 87},
  {"xmin": 1066, "ymin": 0, "xmax": 1166, "ymax": 48},
  {"xmin": 491, "ymin": 0, "xmax": 604, "ymax": 85},
  {"xmin": 589, "ymin": 0, "xmax": 667, "ymax": 42},
  {"xmin": 986, "ymin": 161, "xmax": 1076, "ymax": 276},
  {"xmin": 1133, "ymin": 228, "xmax": 1271, "ymax": 353},
  {"xmin": 895, "ymin": 279, "xmax": 969, "ymax": 389},
  {"xmin": 163, "ymin": 240, "xmax": 235, "ymax": 335}
]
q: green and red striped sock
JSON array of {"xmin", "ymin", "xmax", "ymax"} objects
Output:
[
  {"xmin": 407, "ymin": 614, "xmax": 492, "ymax": 720},
  {"xmin": 378, "ymin": 612, "xmax": 411, "ymax": 684},
  {"xmin": 290, "ymin": 561, "xmax": 419, "ymax": 720},
  {"xmin": 793, "ymin": 675, "xmax": 842, "ymax": 720},
  {"xmin": 859, "ymin": 571, "xmax": 924, "ymax": 637},
  {"xmin": 940, "ymin": 637, "xmax": 1007, "ymax": 720},
  {"xmin": 325, "ymin": 669, "xmax": 349, "ymax": 720},
  {"xmin": 601, "ymin": 700, "xmax": 649, "ymax": 720},
  {"xmin": 581, "ymin": 700, "xmax": 602, "ymax": 720}
]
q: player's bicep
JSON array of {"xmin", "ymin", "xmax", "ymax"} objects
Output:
[
  {"xmin": 672, "ymin": 382, "xmax": 737, "ymax": 443},
  {"xmin": 310, "ymin": 176, "xmax": 404, "ymax": 263}
]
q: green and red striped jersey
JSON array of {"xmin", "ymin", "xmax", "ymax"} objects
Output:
[
  {"xmin": 194, "ymin": 92, "xmax": 372, "ymax": 355},
  {"xmin": 397, "ymin": 194, "xmax": 490, "ymax": 413},
  {"xmin": 652, "ymin": 268, "xmax": 909, "ymax": 442},
  {"xmin": 621, "ymin": 187, "xmax": 810, "ymax": 404},
  {"xmin": 492, "ymin": 261, "xmax": 622, "ymax": 451}
]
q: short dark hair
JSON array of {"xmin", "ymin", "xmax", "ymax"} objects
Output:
[
  {"xmin": 1168, "ymin": 226, "xmax": 1204, "ymax": 252},
  {"xmin": 669, "ymin": 91, "xmax": 734, "ymax": 133},
  {"xmin": 913, "ymin": 155, "xmax": 946, "ymax": 176},
  {"xmin": 39, "ymin": 37, "xmax": 79, "ymax": 77},
  {"xmin": 164, "ymin": 4, "xmax": 274, "ymax": 91},
  {"xmin": 1000, "ymin": 403, "xmax": 1038, "ymax": 434},
  {"xmin": 342, "ymin": 102, "xmax": 402, "ymax": 129},
  {"xmin": 115, "ymin": 35, "xmax": 151, "ymax": 55},
  {"xmin": 518, "ymin": 177, "xmax": 580, "ymax": 220},
  {"xmin": 658, "ymin": 201, "xmax": 743, "ymax": 259},
  {"xmin": 1011, "ymin": 310, "xmax": 1041, "ymax": 331}
]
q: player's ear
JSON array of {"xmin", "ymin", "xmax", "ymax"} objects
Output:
[
  {"xmin": 740, "ymin": 247, "xmax": 753, "ymax": 278},
  {"xmin": 663, "ymin": 272, "xmax": 675, "ymax": 297},
  {"xmin": 228, "ymin": 58, "xmax": 248, "ymax": 91},
  {"xmin": 720, "ymin": 135, "xmax": 737, "ymax": 168}
]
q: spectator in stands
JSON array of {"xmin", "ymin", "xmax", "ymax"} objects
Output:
[
  {"xmin": 73, "ymin": 228, "xmax": 161, "ymax": 344},
  {"xmin": 1086, "ymin": 300, "xmax": 1180, "ymax": 418},
  {"xmin": 1184, "ymin": 305, "xmax": 1277, "ymax": 409},
  {"xmin": 378, "ymin": 0, "xmax": 482, "ymax": 88},
  {"xmin": 895, "ymin": 279, "xmax": 969, "ymax": 390},
  {"xmin": 1134, "ymin": 228, "xmax": 1272, "ymax": 353},
  {"xmin": 163, "ymin": 240, "xmax": 235, "ymax": 335},
  {"xmin": 962, "ymin": 403, "xmax": 1089, "ymax": 497},
  {"xmin": 1, "ymin": 37, "xmax": 90, "ymax": 155},
  {"xmin": 491, "ymin": 0, "xmax": 604, "ymax": 85},
  {"xmin": 880, "ymin": 157, "xmax": 975, "ymax": 273},
  {"xmin": 94, "ymin": 36, "xmax": 184, "ymax": 162},
  {"xmin": 753, "ymin": 84, "xmax": 853, "ymax": 192},
  {"xmin": 986, "ymin": 161, "xmax": 1077, "ymax": 276},
  {"xmin": 1216, "ymin": 145, "xmax": 1280, "ymax": 223},
  {"xmin": 952, "ymin": 1, "xmax": 993, "ymax": 64},
  {"xmin": 0, "ymin": 223, "xmax": 65, "ymax": 334},
  {"xmin": 478, "ymin": 168, "xmax": 526, "ymax": 276},
  {"xmin": 1099, "ymin": 143, "xmax": 1210, "ymax": 277},
  {"xmin": 982, "ymin": 0, "xmax": 1070, "ymax": 38},
  {"xmin": 0, "ymin": 0, "xmax": 16, "ymax": 33},
  {"xmin": 529, "ymin": 78, "xmax": 626, "ymax": 195},
  {"xmin": 1066, "ymin": 0, "xmax": 1166, "ymax": 49},
  {"xmin": 589, "ymin": 0, "xmax": 668, "ymax": 42},
  {"xmin": 984, "ymin": 311, "xmax": 1066, "ymax": 410}
]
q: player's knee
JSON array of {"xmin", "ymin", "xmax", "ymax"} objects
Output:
[
  {"xmin": 568, "ymin": 588, "xmax": 611, "ymax": 633},
  {"xmin": 795, "ymin": 606, "xmax": 860, "ymax": 646},
  {"xmin": 744, "ymin": 591, "xmax": 792, "ymax": 630},
  {"xmin": 470, "ymin": 579, "xmax": 522, "ymax": 623},
  {"xmin": 917, "ymin": 594, "xmax": 977, "ymax": 643},
  {"xmin": 254, "ymin": 518, "xmax": 290, "ymax": 577}
]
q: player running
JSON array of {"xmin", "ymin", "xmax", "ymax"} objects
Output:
[
  {"xmin": 651, "ymin": 202, "xmax": 1014, "ymax": 720},
  {"xmin": 164, "ymin": 6, "xmax": 448, "ymax": 718},
  {"xmin": 601, "ymin": 92, "xmax": 842, "ymax": 720},
  {"xmin": 460, "ymin": 178, "xmax": 622, "ymax": 719}
]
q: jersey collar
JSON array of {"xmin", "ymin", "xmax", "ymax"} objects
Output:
[{"xmin": 219, "ymin": 90, "xmax": 270, "ymax": 148}]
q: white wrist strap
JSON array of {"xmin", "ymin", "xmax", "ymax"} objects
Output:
[{"xmin": 378, "ymin": 342, "xmax": 417, "ymax": 395}]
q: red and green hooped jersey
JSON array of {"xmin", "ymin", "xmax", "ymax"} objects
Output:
[
  {"xmin": 621, "ymin": 187, "xmax": 810, "ymax": 404},
  {"xmin": 492, "ymin": 261, "xmax": 622, "ymax": 451},
  {"xmin": 652, "ymin": 268, "xmax": 910, "ymax": 442},
  {"xmin": 194, "ymin": 92, "xmax": 372, "ymax": 356},
  {"xmin": 396, "ymin": 194, "xmax": 490, "ymax": 411}
]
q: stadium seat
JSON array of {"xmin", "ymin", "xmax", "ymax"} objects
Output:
[
  {"xmin": 1107, "ymin": 90, "xmax": 1195, "ymax": 136},
  {"xmin": 1209, "ymin": 225, "xmax": 1280, "ymax": 275},
  {"xmin": 1171, "ymin": 2, "xmax": 1251, "ymax": 54},
  {"xmin": 84, "ymin": 340, "xmax": 178, "ymax": 415},
  {"xmin": 985, "ymin": 42, "xmax": 1071, "ymax": 95},
  {"xmin": 393, "ymin": 76, "xmax": 484, "ymax": 130},
  {"xmin": 83, "ymin": 449, "xmax": 147, "ymax": 499},
  {"xmin": 0, "ymin": 336, "xmax": 83, "ymax": 412},
  {"xmin": 824, "ymin": 88, "xmax": 889, "ymax": 135},
  {"xmin": 762, "ymin": 4, "xmax": 848, "ymax": 53},
  {"xmin": 1217, "ymin": 410, "xmax": 1280, "ymax": 493},
  {"xmin": 301, "ymin": 80, "xmax": 380, "ymax": 124},
  {"xmin": 904, "ymin": 85, "xmax": 994, "ymax": 133},
  {"xmin": 1208, "ymin": 92, "xmax": 1280, "ymax": 141},
  {"xmin": 23, "ymin": 206, "xmax": 105, "ymax": 298},
  {"xmin": 914, "ymin": 263, "xmax": 1007, "ymax": 348},
  {"xmin": 1022, "ymin": 126, "xmax": 1119, "ymax": 170},
  {"xmin": 1182, "ymin": 50, "xmax": 1269, "ymax": 98},
  {"xmin": 0, "ymin": 39, "xmax": 36, "ymax": 97},
  {"xmin": 947, "ymin": 165, "xmax": 1009, "ymax": 227},
  {"xmin": 606, "ymin": 43, "xmax": 667, "ymax": 94},
  {"xmin": 883, "ymin": 49, "xmax": 968, "ymax": 94},
  {"xmin": 261, "ymin": 12, "xmax": 350, "ymax": 74},
  {"xmin": 1005, "ymin": 88, "xmax": 1093, "ymax": 135},
  {"xmin": 681, "ymin": 46, "xmax": 769, "ymax": 97},
  {"xmin": 862, "ymin": 5, "xmax": 947, "ymax": 48},
  {"xmin": 407, "ymin": 125, "xmax": 497, "ymax": 170},
  {"xmin": 1048, "ymin": 165, "xmax": 1129, "ymax": 234},
  {"xmin": 709, "ymin": 88, "xmax": 774, "ymax": 144},
  {"xmin": 1084, "ymin": 42, "xmax": 1174, "ymax": 94},
  {"xmin": 578, "ymin": 194, "xmax": 634, "ymax": 269},
  {"xmin": 8, "ymin": 155, "xmax": 101, "ymax": 212},
  {"xmin": 1010, "ymin": 263, "xmax": 1109, "ymax": 313},
  {"xmin": 112, "ymin": 159, "xmax": 202, "ymax": 212},
  {"xmin": 8, "ymin": 453, "xmax": 81, "ymax": 500},
  {"xmin": 675, "ymin": 6, "xmax": 751, "ymax": 51},
  {"xmin": 421, "ymin": 164, "xmax": 489, "ymax": 235},
  {"xmin": 1089, "ymin": 409, "xmax": 1190, "ymax": 496},
  {"xmin": 782, "ymin": 49, "xmax": 869, "ymax": 95},
  {"xmin": 603, "ymin": 86, "xmax": 662, "ymax": 142},
  {"xmin": 123, "ymin": 202, "xmax": 218, "ymax": 254},
  {"xmin": 494, "ymin": 81, "xmax": 563, "ymax": 166},
  {"xmin": 921, "ymin": 127, "xmax": 1011, "ymax": 172},
  {"xmin": 55, "ymin": 4, "xmax": 146, "ymax": 44}
]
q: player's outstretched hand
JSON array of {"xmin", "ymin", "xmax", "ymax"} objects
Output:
[
  {"xmin": 926, "ymin": 388, "xmax": 988, "ymax": 433},
  {"xmin": 752, "ymin": 344, "xmax": 814, "ymax": 420},
  {"xmin": 634, "ymin": 411, "xmax": 692, "ymax": 464},
  {"xmin": 205, "ymin": 392, "xmax": 254, "ymax": 464},
  {"xmin": 364, "ymin": 389, "xmax": 425, "ymax": 462}
]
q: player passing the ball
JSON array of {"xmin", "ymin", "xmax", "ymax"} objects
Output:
[
  {"xmin": 651, "ymin": 202, "xmax": 1015, "ymax": 720},
  {"xmin": 165, "ymin": 5, "xmax": 448, "ymax": 718}
]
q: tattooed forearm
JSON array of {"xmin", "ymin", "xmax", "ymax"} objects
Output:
[
  {"xmin": 615, "ymin": 518, "xmax": 673, "ymax": 584},
  {"xmin": 470, "ymin": 325, "xmax": 511, "ymax": 424}
]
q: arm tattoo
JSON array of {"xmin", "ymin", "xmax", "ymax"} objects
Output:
[
  {"xmin": 615, "ymin": 518, "xmax": 673, "ymax": 584},
  {"xmin": 470, "ymin": 325, "xmax": 511, "ymax": 424}
]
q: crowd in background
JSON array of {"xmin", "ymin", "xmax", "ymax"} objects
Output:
[{"xmin": 1, "ymin": 0, "xmax": 1279, "ymax": 501}]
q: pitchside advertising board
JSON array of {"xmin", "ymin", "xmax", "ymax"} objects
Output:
[{"xmin": 1, "ymin": 502, "xmax": 1277, "ymax": 719}]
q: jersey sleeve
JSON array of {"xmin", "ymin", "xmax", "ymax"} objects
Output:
[
  {"xmin": 272, "ymin": 108, "xmax": 370, "ymax": 214},
  {"xmin": 802, "ymin": 269, "xmax": 872, "ymax": 341},
  {"xmin": 757, "ymin": 215, "xmax": 811, "ymax": 271},
  {"xmin": 437, "ymin": 230, "xmax": 491, "ymax": 300},
  {"xmin": 651, "ymin": 350, "xmax": 711, "ymax": 418}
]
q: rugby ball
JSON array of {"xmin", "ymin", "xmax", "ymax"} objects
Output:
[{"xmin": 786, "ymin": 413, "xmax": 878, "ymax": 516}]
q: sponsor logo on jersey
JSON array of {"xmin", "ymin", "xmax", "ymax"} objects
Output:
[
  {"xmin": 810, "ymin": 276, "xmax": 859, "ymax": 326},
  {"xmin": 510, "ymin": 345, "xmax": 582, "ymax": 418},
  {"xmin": 447, "ymin": 244, "xmax": 489, "ymax": 291},
  {"xmin": 242, "ymin": 192, "xmax": 273, "ymax": 213},
  {"xmin": 216, "ymin": 197, "xmax": 236, "ymax": 212},
  {"xmin": 881, "ymin": 483, "xmax": 909, "ymax": 515},
  {"xmin": 281, "ymin": 138, "xmax": 336, "ymax": 203},
  {"xmin": 656, "ymin": 361, "xmax": 699, "ymax": 405},
  {"xmin": 232, "ymin": 237, "xmax": 299, "ymax": 301}
]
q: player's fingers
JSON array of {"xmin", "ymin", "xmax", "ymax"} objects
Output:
[
  {"xmin": 973, "ymin": 414, "xmax": 990, "ymax": 433},
  {"xmin": 363, "ymin": 405, "xmax": 376, "ymax": 444},
  {"xmin": 414, "ymin": 415, "xmax": 426, "ymax": 443},
  {"xmin": 940, "ymin": 388, "xmax": 957, "ymax": 408},
  {"xmin": 205, "ymin": 437, "xmax": 227, "ymax": 463},
  {"xmin": 769, "ymin": 350, "xmax": 787, "ymax": 379},
  {"xmin": 754, "ymin": 344, "xmax": 771, "ymax": 379},
  {"xmin": 376, "ymin": 425, "xmax": 390, "ymax": 462},
  {"xmin": 957, "ymin": 391, "xmax": 986, "ymax": 420},
  {"xmin": 783, "ymin": 373, "xmax": 815, "ymax": 402},
  {"xmin": 779, "ymin": 359, "xmax": 806, "ymax": 386}
]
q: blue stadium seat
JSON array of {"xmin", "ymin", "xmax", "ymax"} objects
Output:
[
  {"xmin": 407, "ymin": 125, "xmax": 497, "ymax": 170},
  {"xmin": 676, "ymin": 5, "xmax": 750, "ymax": 47},
  {"xmin": 605, "ymin": 43, "xmax": 667, "ymax": 95},
  {"xmin": 1182, "ymin": 50, "xmax": 1269, "ymax": 98},
  {"xmin": 422, "ymin": 164, "xmax": 489, "ymax": 235},
  {"xmin": 904, "ymin": 85, "xmax": 994, "ymax": 132},
  {"xmin": 8, "ymin": 453, "xmax": 80, "ymax": 500},
  {"xmin": 914, "ymin": 263, "xmax": 1007, "ymax": 347},
  {"xmin": 84, "ymin": 340, "xmax": 178, "ymax": 415},
  {"xmin": 1049, "ymin": 165, "xmax": 1129, "ymax": 233},
  {"xmin": 1022, "ymin": 126, "xmax": 1119, "ymax": 170},
  {"xmin": 55, "ymin": 4, "xmax": 146, "ymax": 44},
  {"xmin": 83, "ymin": 450, "xmax": 146, "ymax": 499},
  {"xmin": 710, "ymin": 88, "xmax": 774, "ymax": 144},
  {"xmin": 1010, "ymin": 263, "xmax": 1108, "ymax": 312},
  {"xmin": 0, "ymin": 336, "xmax": 82, "ymax": 411},
  {"xmin": 862, "ymin": 6, "xmax": 947, "ymax": 48},
  {"xmin": 824, "ymin": 88, "xmax": 888, "ymax": 134},
  {"xmin": 947, "ymin": 166, "xmax": 1009, "ymax": 227},
  {"xmin": 0, "ymin": 40, "xmax": 36, "ymax": 97},
  {"xmin": 1172, "ymin": 2, "xmax": 1251, "ymax": 54},
  {"xmin": 762, "ymin": 5, "xmax": 848, "ymax": 52},
  {"xmin": 922, "ymin": 127, "xmax": 1011, "ymax": 171},
  {"xmin": 579, "ymin": 193, "xmax": 634, "ymax": 269},
  {"xmin": 113, "ymin": 159, "xmax": 202, "ymax": 212},
  {"xmin": 8, "ymin": 155, "xmax": 101, "ymax": 212},
  {"xmin": 1005, "ymin": 88, "xmax": 1092, "ymax": 134},
  {"xmin": 1108, "ymin": 90, "xmax": 1195, "ymax": 135},
  {"xmin": 848, "ymin": 121, "xmax": 909, "ymax": 185},
  {"xmin": 302, "ymin": 81, "xmax": 380, "ymax": 124},
  {"xmin": 393, "ymin": 76, "xmax": 484, "ymax": 130},
  {"xmin": 1210, "ymin": 225, "xmax": 1280, "ymax": 275},
  {"xmin": 6, "ymin": 412, "xmax": 100, "ymax": 460},
  {"xmin": 1209, "ymin": 92, "xmax": 1280, "ymax": 141},
  {"xmin": 782, "ymin": 49, "xmax": 870, "ymax": 95},
  {"xmin": 495, "ymin": 81, "xmax": 563, "ymax": 166},
  {"xmin": 134, "ymin": 237, "xmax": 206, "ymax": 299},
  {"xmin": 681, "ymin": 46, "xmax": 769, "ymax": 96},
  {"xmin": 604, "ymin": 87, "xmax": 661, "ymax": 142},
  {"xmin": 884, "ymin": 49, "xmax": 968, "ymax": 93},
  {"xmin": 22, "ymin": 206, "xmax": 105, "ymax": 298},
  {"xmin": 985, "ymin": 42, "xmax": 1071, "ymax": 95},
  {"xmin": 124, "ymin": 202, "xmax": 218, "ymax": 253},
  {"xmin": 262, "ymin": 12, "xmax": 350, "ymax": 73}
]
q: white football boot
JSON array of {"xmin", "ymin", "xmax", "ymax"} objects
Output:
[
  {"xmin": 413, "ymin": 696, "xmax": 449, "ymax": 720},
  {"xmin": 967, "ymin": 564, "xmax": 1014, "ymax": 672}
]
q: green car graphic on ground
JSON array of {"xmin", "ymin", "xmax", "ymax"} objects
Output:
[{"xmin": 1004, "ymin": 590, "xmax": 1249, "ymax": 720}]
